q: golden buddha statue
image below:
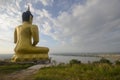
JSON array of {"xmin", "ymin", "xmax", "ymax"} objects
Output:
[{"xmin": 11, "ymin": 6, "xmax": 49, "ymax": 62}]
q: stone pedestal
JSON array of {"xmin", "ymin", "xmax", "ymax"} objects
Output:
[{"xmin": 11, "ymin": 53, "xmax": 49, "ymax": 62}]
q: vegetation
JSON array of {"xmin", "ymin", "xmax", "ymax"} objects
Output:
[
  {"xmin": 0, "ymin": 58, "xmax": 120, "ymax": 80},
  {"xmin": 93, "ymin": 58, "xmax": 112, "ymax": 64},
  {"xmin": 115, "ymin": 60, "xmax": 120, "ymax": 65},
  {"xmin": 33, "ymin": 59, "xmax": 120, "ymax": 80},
  {"xmin": 69, "ymin": 59, "xmax": 81, "ymax": 65},
  {"xmin": 0, "ymin": 62, "xmax": 33, "ymax": 74}
]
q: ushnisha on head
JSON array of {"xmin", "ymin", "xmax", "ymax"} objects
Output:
[{"xmin": 22, "ymin": 5, "xmax": 33, "ymax": 24}]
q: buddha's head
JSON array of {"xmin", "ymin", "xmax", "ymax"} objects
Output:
[{"xmin": 22, "ymin": 6, "xmax": 33, "ymax": 24}]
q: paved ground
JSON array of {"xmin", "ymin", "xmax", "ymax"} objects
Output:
[{"xmin": 2, "ymin": 64, "xmax": 51, "ymax": 80}]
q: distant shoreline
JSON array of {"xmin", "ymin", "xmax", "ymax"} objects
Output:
[
  {"xmin": 50, "ymin": 53, "xmax": 120, "ymax": 61},
  {"xmin": 0, "ymin": 53, "xmax": 120, "ymax": 61},
  {"xmin": 50, "ymin": 52, "xmax": 120, "ymax": 56},
  {"xmin": 98, "ymin": 54, "xmax": 120, "ymax": 60}
]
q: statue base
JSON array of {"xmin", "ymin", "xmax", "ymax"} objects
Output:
[{"xmin": 11, "ymin": 53, "xmax": 49, "ymax": 62}]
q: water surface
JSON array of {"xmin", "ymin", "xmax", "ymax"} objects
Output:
[{"xmin": 0, "ymin": 53, "xmax": 116, "ymax": 63}]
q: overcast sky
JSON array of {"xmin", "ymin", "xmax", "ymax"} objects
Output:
[{"xmin": 0, "ymin": 0, "xmax": 120, "ymax": 54}]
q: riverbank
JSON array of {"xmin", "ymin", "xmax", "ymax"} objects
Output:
[{"xmin": 0, "ymin": 58, "xmax": 120, "ymax": 80}]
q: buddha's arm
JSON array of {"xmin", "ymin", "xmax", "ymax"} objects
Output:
[
  {"xmin": 31, "ymin": 25, "xmax": 39, "ymax": 46},
  {"xmin": 14, "ymin": 28, "xmax": 17, "ymax": 43}
]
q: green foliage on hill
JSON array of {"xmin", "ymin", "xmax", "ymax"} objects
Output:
[
  {"xmin": 93, "ymin": 58, "xmax": 112, "ymax": 64},
  {"xmin": 115, "ymin": 60, "xmax": 120, "ymax": 65},
  {"xmin": 33, "ymin": 59, "xmax": 120, "ymax": 80},
  {"xmin": 69, "ymin": 59, "xmax": 81, "ymax": 65},
  {"xmin": 0, "ymin": 63, "xmax": 33, "ymax": 74}
]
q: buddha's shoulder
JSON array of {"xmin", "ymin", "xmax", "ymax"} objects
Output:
[
  {"xmin": 15, "ymin": 25, "xmax": 22, "ymax": 29},
  {"xmin": 31, "ymin": 24, "xmax": 38, "ymax": 27},
  {"xmin": 31, "ymin": 24, "xmax": 38, "ymax": 29}
]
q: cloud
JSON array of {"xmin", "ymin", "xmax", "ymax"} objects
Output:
[
  {"xmin": 0, "ymin": 0, "xmax": 22, "ymax": 53},
  {"xmin": 41, "ymin": 0, "xmax": 120, "ymax": 52},
  {"xmin": 39, "ymin": 0, "xmax": 54, "ymax": 6}
]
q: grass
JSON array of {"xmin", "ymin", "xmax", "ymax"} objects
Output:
[
  {"xmin": 0, "ymin": 63, "xmax": 33, "ymax": 74},
  {"xmin": 33, "ymin": 59, "xmax": 120, "ymax": 80},
  {"xmin": 0, "ymin": 58, "xmax": 120, "ymax": 80}
]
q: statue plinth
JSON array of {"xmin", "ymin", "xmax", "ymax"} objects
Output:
[{"xmin": 11, "ymin": 52, "xmax": 49, "ymax": 62}]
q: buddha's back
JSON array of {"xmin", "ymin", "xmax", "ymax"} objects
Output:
[{"xmin": 15, "ymin": 23, "xmax": 35, "ymax": 52}]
